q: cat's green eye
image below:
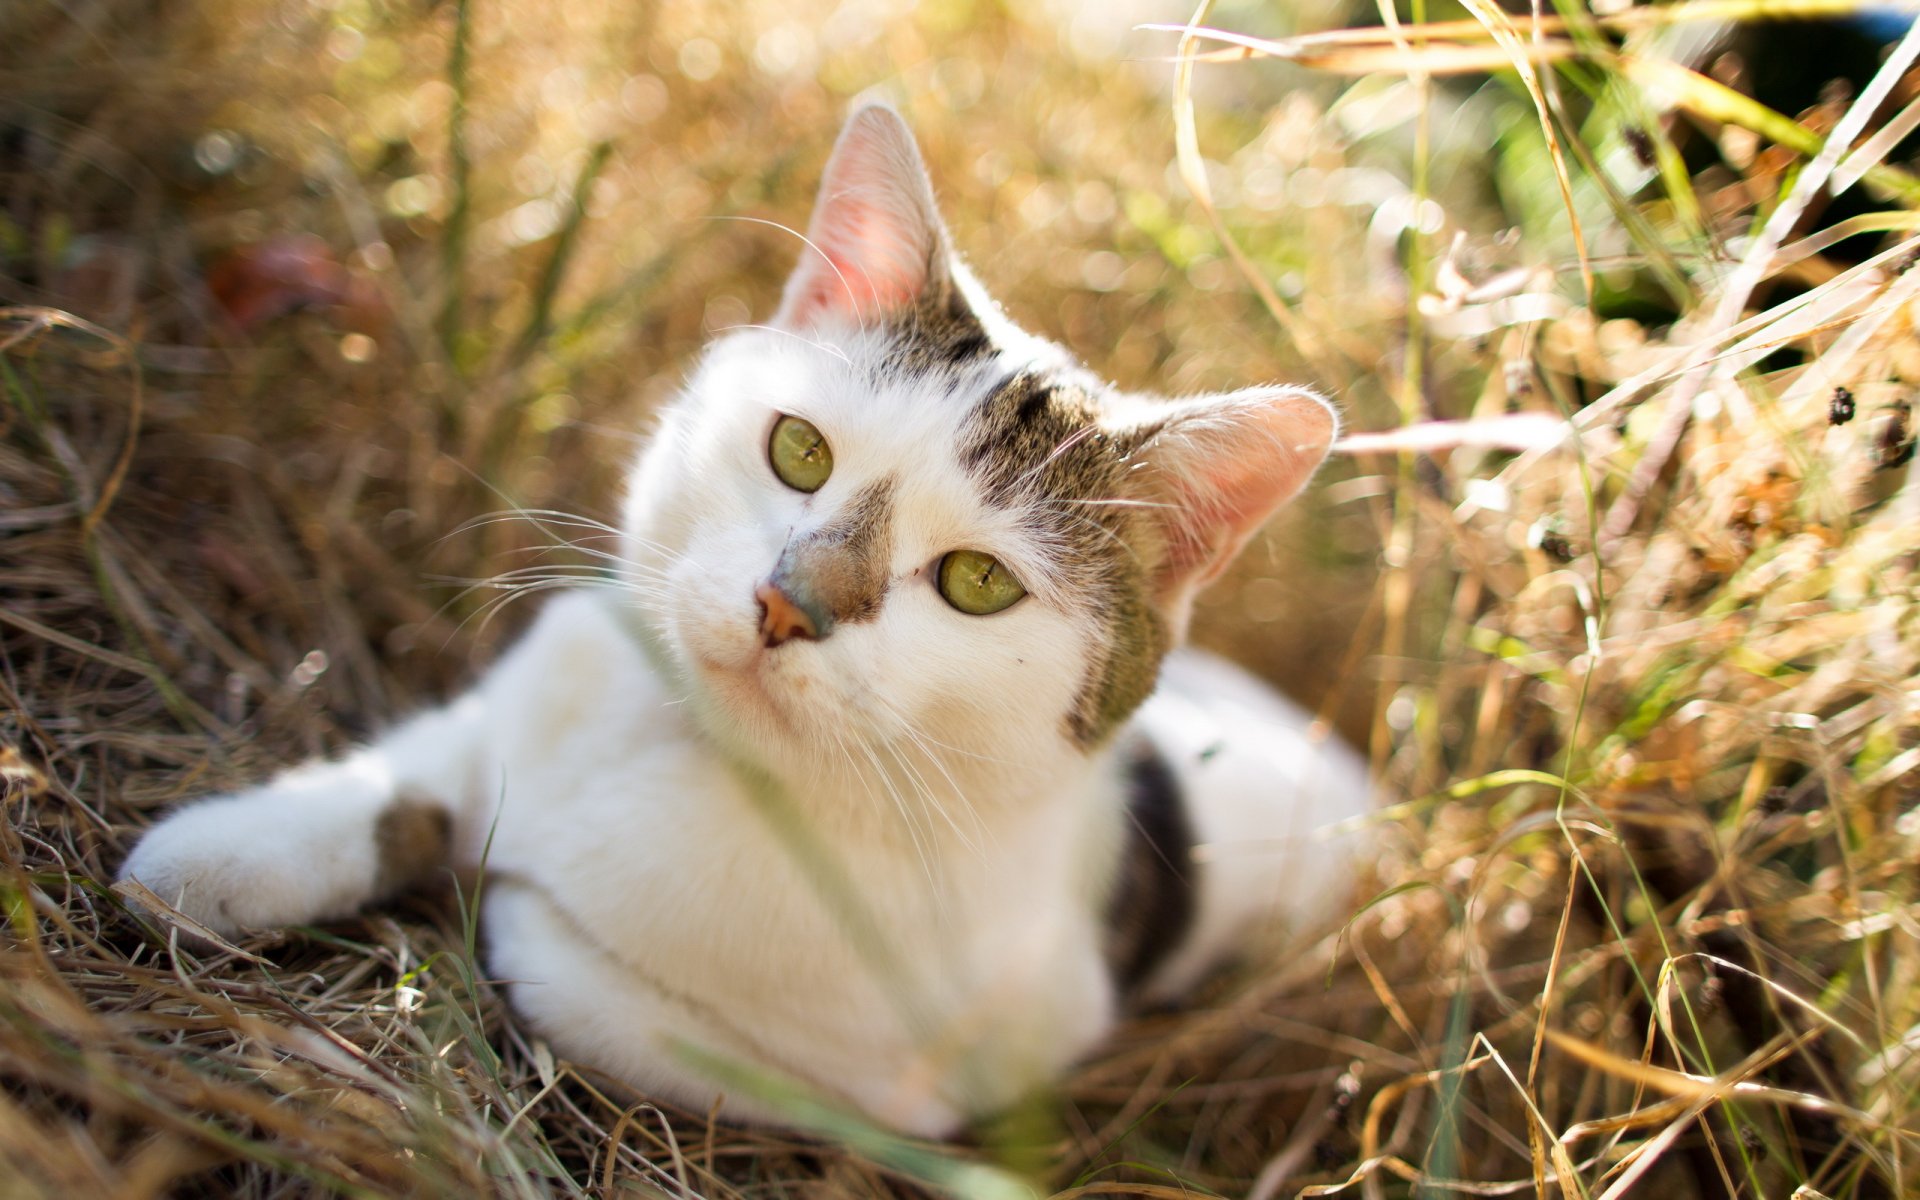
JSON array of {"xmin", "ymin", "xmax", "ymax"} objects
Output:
[
  {"xmin": 769, "ymin": 415, "xmax": 833, "ymax": 493},
  {"xmin": 938, "ymin": 550, "xmax": 1026, "ymax": 616}
]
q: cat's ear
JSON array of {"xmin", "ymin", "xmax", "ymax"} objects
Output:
[
  {"xmin": 1113, "ymin": 387, "xmax": 1336, "ymax": 631},
  {"xmin": 774, "ymin": 104, "xmax": 957, "ymax": 330}
]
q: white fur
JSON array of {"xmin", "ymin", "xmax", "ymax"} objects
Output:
[{"xmin": 118, "ymin": 106, "xmax": 1373, "ymax": 1138}]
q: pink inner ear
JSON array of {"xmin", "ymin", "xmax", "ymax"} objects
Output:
[
  {"xmin": 1160, "ymin": 461, "xmax": 1282, "ymax": 591},
  {"xmin": 1144, "ymin": 390, "xmax": 1335, "ymax": 610},
  {"xmin": 776, "ymin": 106, "xmax": 945, "ymax": 331},
  {"xmin": 788, "ymin": 196, "xmax": 928, "ymax": 326}
]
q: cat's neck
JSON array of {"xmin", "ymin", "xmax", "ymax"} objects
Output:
[{"xmin": 695, "ymin": 685, "xmax": 1118, "ymax": 851}]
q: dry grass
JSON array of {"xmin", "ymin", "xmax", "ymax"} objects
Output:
[{"xmin": 5, "ymin": 0, "xmax": 1920, "ymax": 1196}]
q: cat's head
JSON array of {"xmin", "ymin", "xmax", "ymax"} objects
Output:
[{"xmin": 621, "ymin": 105, "xmax": 1333, "ymax": 787}]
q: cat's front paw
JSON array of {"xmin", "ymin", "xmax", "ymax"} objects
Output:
[
  {"xmin": 118, "ymin": 779, "xmax": 390, "ymax": 939},
  {"xmin": 118, "ymin": 801, "xmax": 296, "ymax": 938}
]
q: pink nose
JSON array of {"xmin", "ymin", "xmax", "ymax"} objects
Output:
[{"xmin": 755, "ymin": 581, "xmax": 818, "ymax": 648}]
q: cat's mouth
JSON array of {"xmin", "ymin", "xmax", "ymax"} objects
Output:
[
  {"xmin": 663, "ymin": 574, "xmax": 821, "ymax": 738},
  {"xmin": 685, "ymin": 639, "xmax": 811, "ymax": 734}
]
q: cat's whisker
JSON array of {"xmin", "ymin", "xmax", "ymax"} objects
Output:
[
  {"xmin": 884, "ymin": 715, "xmax": 1014, "ymax": 767},
  {"xmin": 512, "ymin": 540, "xmax": 632, "ymax": 566},
  {"xmin": 850, "ymin": 696, "xmax": 964, "ymax": 831},
  {"xmin": 1039, "ymin": 425, "xmax": 1101, "ymax": 470},
  {"xmin": 426, "ymin": 574, "xmax": 583, "ymax": 636},
  {"xmin": 619, "ymin": 531, "xmax": 684, "ymax": 554},
  {"xmin": 435, "ymin": 473, "xmax": 629, "ymax": 557},
  {"xmin": 1023, "ymin": 506, "xmax": 1141, "ymax": 568},
  {"xmin": 442, "ymin": 578, "xmax": 593, "ymax": 643},
  {"xmin": 460, "ymin": 519, "xmax": 671, "ymax": 569},
  {"xmin": 499, "ymin": 542, "xmax": 674, "ymax": 576},
  {"xmin": 991, "ymin": 426, "xmax": 1106, "ymax": 504},
  {"xmin": 879, "ymin": 730, "xmax": 985, "ymax": 857},
  {"xmin": 434, "ymin": 506, "xmax": 694, "ymax": 600},
  {"xmin": 710, "ymin": 214, "xmax": 871, "ymax": 338},
  {"xmin": 1051, "ymin": 495, "xmax": 1178, "ymax": 511},
  {"xmin": 866, "ymin": 698, "xmax": 997, "ymax": 854},
  {"xmin": 541, "ymin": 416, "xmax": 651, "ymax": 448},
  {"xmin": 443, "ymin": 512, "xmax": 706, "ymax": 590},
  {"xmin": 871, "ymin": 743, "xmax": 943, "ymax": 879},
  {"xmin": 861, "ymin": 689, "xmax": 987, "ymax": 776},
  {"xmin": 431, "ymin": 563, "xmax": 677, "ymax": 645},
  {"xmin": 872, "ymin": 733, "xmax": 958, "ymax": 843},
  {"xmin": 437, "ymin": 562, "xmax": 631, "ymax": 581},
  {"xmin": 712, "ymin": 322, "xmax": 853, "ymax": 367},
  {"xmin": 432, "ymin": 568, "xmax": 668, "ymax": 597},
  {"xmin": 442, "ymin": 506, "xmax": 712, "ymax": 591},
  {"xmin": 623, "ymin": 538, "xmax": 703, "ymax": 571},
  {"xmin": 448, "ymin": 507, "xmax": 626, "ymax": 540},
  {"xmin": 839, "ymin": 727, "xmax": 939, "ymax": 893}
]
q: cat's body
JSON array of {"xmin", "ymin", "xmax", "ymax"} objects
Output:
[{"xmin": 120, "ymin": 106, "xmax": 1372, "ymax": 1137}]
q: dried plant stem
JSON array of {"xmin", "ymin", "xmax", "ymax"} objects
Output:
[{"xmin": 438, "ymin": 0, "xmax": 475, "ymax": 373}]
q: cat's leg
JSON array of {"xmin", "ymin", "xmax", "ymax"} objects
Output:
[
  {"xmin": 481, "ymin": 880, "xmax": 974, "ymax": 1139},
  {"xmin": 117, "ymin": 693, "xmax": 488, "ymax": 939},
  {"xmin": 1129, "ymin": 648, "xmax": 1374, "ymax": 1003}
]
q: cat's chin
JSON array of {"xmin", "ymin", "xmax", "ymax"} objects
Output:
[{"xmin": 680, "ymin": 639, "xmax": 815, "ymax": 742}]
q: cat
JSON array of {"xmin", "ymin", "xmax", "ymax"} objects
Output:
[{"xmin": 118, "ymin": 104, "xmax": 1373, "ymax": 1138}]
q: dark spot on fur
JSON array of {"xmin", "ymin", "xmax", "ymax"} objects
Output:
[
  {"xmin": 1014, "ymin": 384, "xmax": 1050, "ymax": 426},
  {"xmin": 1104, "ymin": 737, "xmax": 1197, "ymax": 996},
  {"xmin": 373, "ymin": 795, "xmax": 452, "ymax": 898},
  {"xmin": 882, "ymin": 278, "xmax": 995, "ymax": 373},
  {"xmin": 943, "ymin": 329, "xmax": 991, "ymax": 364}
]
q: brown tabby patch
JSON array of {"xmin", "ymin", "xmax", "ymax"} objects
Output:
[
  {"xmin": 954, "ymin": 368, "xmax": 1171, "ymax": 748},
  {"xmin": 372, "ymin": 794, "xmax": 452, "ymax": 898},
  {"xmin": 887, "ymin": 267, "xmax": 995, "ymax": 371}
]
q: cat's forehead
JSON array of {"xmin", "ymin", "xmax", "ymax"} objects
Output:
[
  {"xmin": 883, "ymin": 345, "xmax": 1137, "ymax": 558},
  {"xmin": 957, "ymin": 368, "xmax": 1120, "ymax": 506},
  {"xmin": 692, "ymin": 320, "xmax": 1145, "ymax": 597},
  {"xmin": 720, "ymin": 322, "xmax": 1125, "ymax": 502}
]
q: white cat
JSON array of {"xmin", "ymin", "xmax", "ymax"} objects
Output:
[{"xmin": 119, "ymin": 105, "xmax": 1373, "ymax": 1138}]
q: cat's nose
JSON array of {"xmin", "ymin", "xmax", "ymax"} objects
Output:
[{"xmin": 754, "ymin": 581, "xmax": 819, "ymax": 648}]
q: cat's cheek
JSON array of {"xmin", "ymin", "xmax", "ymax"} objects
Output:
[
  {"xmin": 1006, "ymin": 621, "xmax": 1098, "ymax": 729},
  {"xmin": 665, "ymin": 583, "xmax": 751, "ymax": 676},
  {"xmin": 876, "ymin": 603, "xmax": 1092, "ymax": 747}
]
